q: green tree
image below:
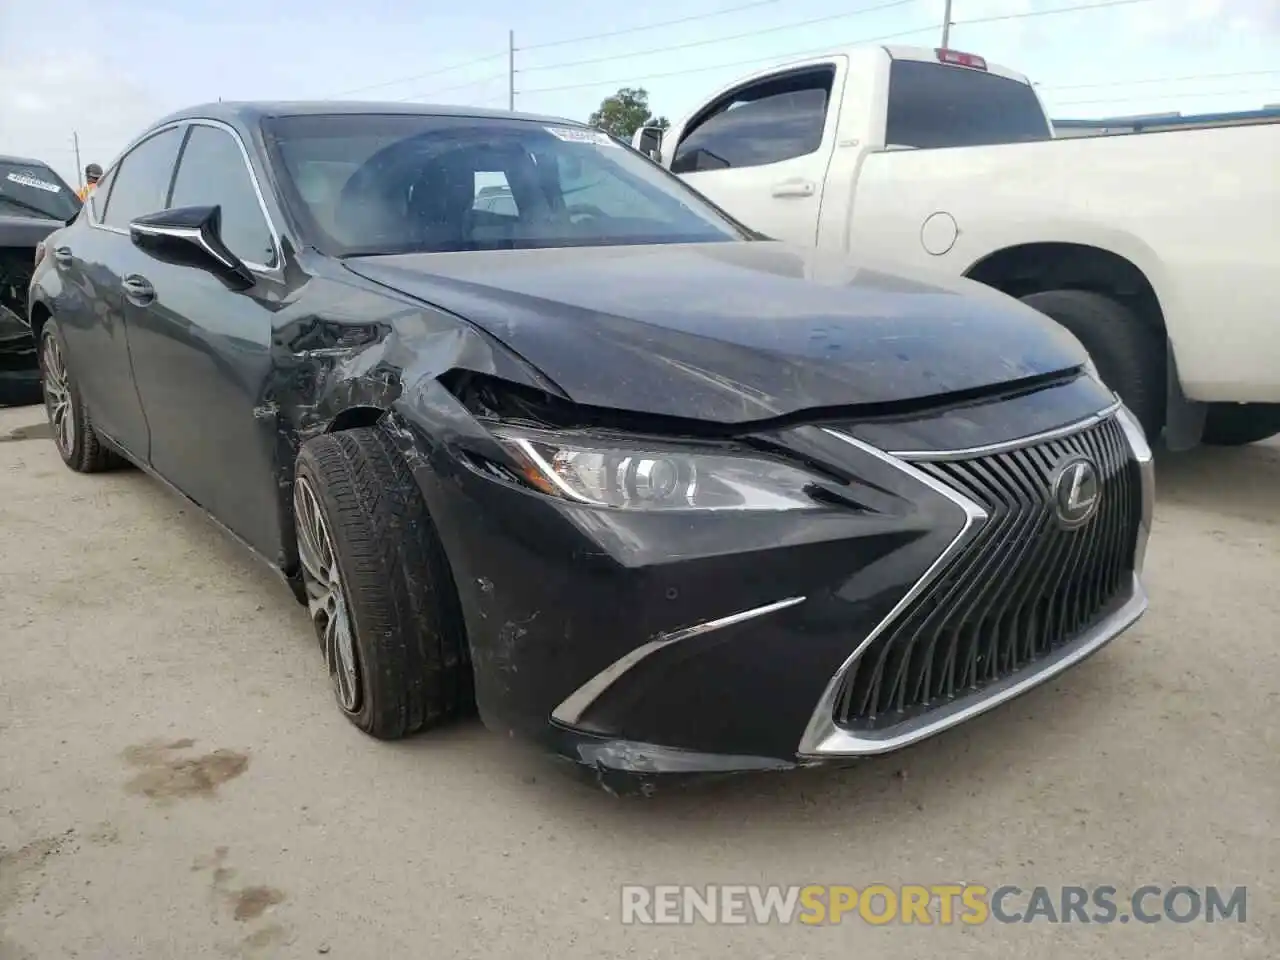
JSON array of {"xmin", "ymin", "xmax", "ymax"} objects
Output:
[{"xmin": 587, "ymin": 87, "xmax": 670, "ymax": 139}]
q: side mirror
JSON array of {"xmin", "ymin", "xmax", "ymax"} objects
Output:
[
  {"xmin": 631, "ymin": 126, "xmax": 664, "ymax": 161},
  {"xmin": 129, "ymin": 205, "xmax": 255, "ymax": 290}
]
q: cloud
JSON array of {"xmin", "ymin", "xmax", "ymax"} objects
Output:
[{"xmin": 0, "ymin": 52, "xmax": 168, "ymax": 184}]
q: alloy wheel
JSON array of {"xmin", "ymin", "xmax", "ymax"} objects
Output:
[
  {"xmin": 293, "ymin": 476, "xmax": 361, "ymax": 712},
  {"xmin": 41, "ymin": 335, "xmax": 76, "ymax": 458}
]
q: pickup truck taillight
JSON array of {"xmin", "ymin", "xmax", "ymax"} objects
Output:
[
  {"xmin": 936, "ymin": 48, "xmax": 988, "ymax": 71},
  {"xmin": 33, "ymin": 241, "xmax": 47, "ymax": 270}
]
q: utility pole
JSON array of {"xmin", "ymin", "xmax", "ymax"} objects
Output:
[
  {"xmin": 508, "ymin": 29, "xmax": 515, "ymax": 111},
  {"xmin": 72, "ymin": 132, "xmax": 83, "ymax": 188},
  {"xmin": 941, "ymin": 0, "xmax": 953, "ymax": 48}
]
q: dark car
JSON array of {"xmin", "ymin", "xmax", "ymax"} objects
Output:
[
  {"xmin": 1, "ymin": 155, "xmax": 81, "ymax": 404},
  {"xmin": 26, "ymin": 102, "xmax": 1153, "ymax": 787}
]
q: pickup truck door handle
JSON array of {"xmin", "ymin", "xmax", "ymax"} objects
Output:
[
  {"xmin": 122, "ymin": 274, "xmax": 156, "ymax": 306},
  {"xmin": 53, "ymin": 246, "xmax": 74, "ymax": 266},
  {"xmin": 771, "ymin": 179, "xmax": 816, "ymax": 198}
]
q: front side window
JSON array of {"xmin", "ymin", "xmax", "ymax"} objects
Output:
[
  {"xmin": 0, "ymin": 160, "xmax": 80, "ymax": 221},
  {"xmin": 169, "ymin": 124, "xmax": 277, "ymax": 267},
  {"xmin": 264, "ymin": 113, "xmax": 746, "ymax": 256},
  {"xmin": 102, "ymin": 127, "xmax": 184, "ymax": 229},
  {"xmin": 671, "ymin": 67, "xmax": 835, "ymax": 174}
]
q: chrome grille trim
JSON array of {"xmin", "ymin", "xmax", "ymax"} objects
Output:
[{"xmin": 799, "ymin": 407, "xmax": 1150, "ymax": 758}]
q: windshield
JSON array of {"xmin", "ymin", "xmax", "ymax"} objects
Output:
[
  {"xmin": 885, "ymin": 60, "xmax": 1052, "ymax": 148},
  {"xmin": 0, "ymin": 160, "xmax": 81, "ymax": 221},
  {"xmin": 263, "ymin": 113, "xmax": 747, "ymax": 256}
]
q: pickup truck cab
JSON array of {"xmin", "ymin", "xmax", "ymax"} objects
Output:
[{"xmin": 635, "ymin": 45, "xmax": 1280, "ymax": 448}]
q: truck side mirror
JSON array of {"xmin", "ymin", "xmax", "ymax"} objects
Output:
[{"xmin": 631, "ymin": 126, "xmax": 664, "ymax": 161}]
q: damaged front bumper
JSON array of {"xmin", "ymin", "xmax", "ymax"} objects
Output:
[{"xmin": 392, "ymin": 383, "xmax": 1154, "ymax": 788}]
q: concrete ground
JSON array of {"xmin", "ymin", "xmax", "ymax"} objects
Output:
[{"xmin": 1, "ymin": 400, "xmax": 1276, "ymax": 960}]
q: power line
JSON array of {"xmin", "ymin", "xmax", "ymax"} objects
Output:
[
  {"xmin": 952, "ymin": 0, "xmax": 1157, "ymax": 29},
  {"xmin": 519, "ymin": 0, "xmax": 914, "ymax": 74},
  {"xmin": 1043, "ymin": 68, "xmax": 1280, "ymax": 92},
  {"xmin": 519, "ymin": 24, "xmax": 938, "ymax": 95},
  {"xmin": 517, "ymin": 0, "xmax": 1167, "ymax": 97},
  {"xmin": 397, "ymin": 72, "xmax": 509, "ymax": 102},
  {"xmin": 329, "ymin": 50, "xmax": 507, "ymax": 97},
  {"xmin": 516, "ymin": 0, "xmax": 787, "ymax": 52}
]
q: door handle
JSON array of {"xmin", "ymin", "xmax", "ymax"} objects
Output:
[
  {"xmin": 770, "ymin": 179, "xmax": 816, "ymax": 198},
  {"xmin": 54, "ymin": 246, "xmax": 74, "ymax": 266},
  {"xmin": 122, "ymin": 274, "xmax": 156, "ymax": 306}
]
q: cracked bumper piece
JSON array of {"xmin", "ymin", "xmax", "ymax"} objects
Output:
[{"xmin": 407, "ymin": 398, "xmax": 1154, "ymax": 779}]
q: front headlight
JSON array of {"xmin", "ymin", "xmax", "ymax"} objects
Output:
[{"xmin": 490, "ymin": 426, "xmax": 825, "ymax": 511}]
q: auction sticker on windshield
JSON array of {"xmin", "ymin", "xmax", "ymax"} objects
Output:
[
  {"xmin": 544, "ymin": 126, "xmax": 618, "ymax": 147},
  {"xmin": 6, "ymin": 172, "xmax": 63, "ymax": 193}
]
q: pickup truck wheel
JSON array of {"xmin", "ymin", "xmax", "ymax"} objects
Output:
[
  {"xmin": 1019, "ymin": 290, "xmax": 1165, "ymax": 440},
  {"xmin": 38, "ymin": 318, "xmax": 123, "ymax": 473},
  {"xmin": 293, "ymin": 426, "xmax": 473, "ymax": 740},
  {"xmin": 1201, "ymin": 403, "xmax": 1280, "ymax": 446}
]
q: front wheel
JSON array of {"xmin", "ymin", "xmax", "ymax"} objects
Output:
[
  {"xmin": 1019, "ymin": 289, "xmax": 1166, "ymax": 441},
  {"xmin": 1201, "ymin": 403, "xmax": 1280, "ymax": 446},
  {"xmin": 293, "ymin": 426, "xmax": 473, "ymax": 739}
]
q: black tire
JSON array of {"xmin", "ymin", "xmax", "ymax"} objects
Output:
[
  {"xmin": 38, "ymin": 318, "xmax": 123, "ymax": 473},
  {"xmin": 1019, "ymin": 289, "xmax": 1166, "ymax": 441},
  {"xmin": 1201, "ymin": 403, "xmax": 1280, "ymax": 446},
  {"xmin": 293, "ymin": 426, "xmax": 472, "ymax": 739}
]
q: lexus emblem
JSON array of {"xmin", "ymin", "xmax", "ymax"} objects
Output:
[{"xmin": 1051, "ymin": 457, "xmax": 1101, "ymax": 529}]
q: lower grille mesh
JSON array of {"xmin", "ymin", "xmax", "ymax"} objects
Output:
[{"xmin": 835, "ymin": 415, "xmax": 1139, "ymax": 731}]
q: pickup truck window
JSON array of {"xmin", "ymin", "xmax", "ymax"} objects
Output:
[
  {"xmin": 885, "ymin": 60, "xmax": 1052, "ymax": 148},
  {"xmin": 266, "ymin": 113, "xmax": 747, "ymax": 256},
  {"xmin": 671, "ymin": 67, "xmax": 834, "ymax": 174}
]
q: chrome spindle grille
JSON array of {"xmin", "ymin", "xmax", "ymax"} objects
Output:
[{"xmin": 835, "ymin": 415, "xmax": 1140, "ymax": 731}]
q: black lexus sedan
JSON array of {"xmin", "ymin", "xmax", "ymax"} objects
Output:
[{"xmin": 26, "ymin": 102, "xmax": 1154, "ymax": 784}]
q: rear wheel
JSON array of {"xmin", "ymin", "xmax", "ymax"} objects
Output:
[
  {"xmin": 1019, "ymin": 289, "xmax": 1166, "ymax": 441},
  {"xmin": 1201, "ymin": 403, "xmax": 1280, "ymax": 446},
  {"xmin": 293, "ymin": 427, "xmax": 472, "ymax": 739},
  {"xmin": 38, "ymin": 318, "xmax": 122, "ymax": 473}
]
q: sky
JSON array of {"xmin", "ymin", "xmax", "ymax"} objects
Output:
[{"xmin": 2, "ymin": 0, "xmax": 1278, "ymax": 185}]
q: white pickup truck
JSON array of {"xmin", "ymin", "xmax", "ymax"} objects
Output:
[{"xmin": 633, "ymin": 45, "xmax": 1280, "ymax": 448}]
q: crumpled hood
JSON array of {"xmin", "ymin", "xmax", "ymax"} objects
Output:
[{"xmin": 344, "ymin": 241, "xmax": 1089, "ymax": 423}]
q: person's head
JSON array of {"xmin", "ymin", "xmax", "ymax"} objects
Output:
[{"xmin": 85, "ymin": 163, "xmax": 103, "ymax": 185}]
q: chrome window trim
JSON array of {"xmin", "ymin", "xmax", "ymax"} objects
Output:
[
  {"xmin": 85, "ymin": 121, "xmax": 186, "ymax": 237},
  {"xmin": 798, "ymin": 404, "xmax": 1152, "ymax": 758},
  {"xmin": 86, "ymin": 118, "xmax": 284, "ymax": 278},
  {"xmin": 887, "ymin": 397, "xmax": 1123, "ymax": 461},
  {"xmin": 550, "ymin": 596, "xmax": 807, "ymax": 728}
]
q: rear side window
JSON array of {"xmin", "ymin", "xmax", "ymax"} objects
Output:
[
  {"xmin": 885, "ymin": 60, "xmax": 1052, "ymax": 148},
  {"xmin": 169, "ymin": 124, "xmax": 277, "ymax": 267},
  {"xmin": 102, "ymin": 127, "xmax": 184, "ymax": 228},
  {"xmin": 672, "ymin": 67, "xmax": 834, "ymax": 173}
]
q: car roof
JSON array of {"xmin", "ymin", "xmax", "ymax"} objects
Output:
[
  {"xmin": 152, "ymin": 101, "xmax": 581, "ymax": 128},
  {"xmin": 0, "ymin": 153, "xmax": 58, "ymax": 167}
]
